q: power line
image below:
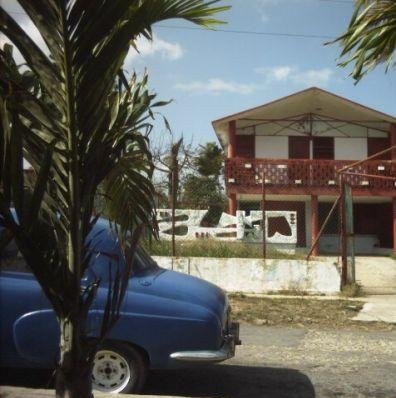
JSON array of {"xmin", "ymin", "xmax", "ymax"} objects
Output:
[
  {"xmin": 3, "ymin": 11, "xmax": 338, "ymax": 40},
  {"xmin": 318, "ymin": 0, "xmax": 352, "ymax": 3},
  {"xmin": 4, "ymin": 2, "xmax": 352, "ymax": 41},
  {"xmin": 156, "ymin": 24, "xmax": 334, "ymax": 40}
]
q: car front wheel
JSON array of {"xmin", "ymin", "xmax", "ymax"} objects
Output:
[{"xmin": 92, "ymin": 342, "xmax": 147, "ymax": 394}]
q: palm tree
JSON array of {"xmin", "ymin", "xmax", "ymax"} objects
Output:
[
  {"xmin": 0, "ymin": 1, "xmax": 228, "ymax": 397},
  {"xmin": 331, "ymin": 0, "xmax": 396, "ymax": 82}
]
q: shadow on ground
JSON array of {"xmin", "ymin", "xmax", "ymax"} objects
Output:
[
  {"xmin": 0, "ymin": 368, "xmax": 53, "ymax": 389},
  {"xmin": 144, "ymin": 364, "xmax": 315, "ymax": 398},
  {"xmin": 0, "ymin": 364, "xmax": 315, "ymax": 398}
]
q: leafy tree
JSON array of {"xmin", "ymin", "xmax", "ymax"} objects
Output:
[
  {"xmin": 331, "ymin": 0, "xmax": 396, "ymax": 82},
  {"xmin": 153, "ymin": 136, "xmax": 193, "ymax": 208},
  {"xmin": 181, "ymin": 174, "xmax": 227, "ymax": 226},
  {"xmin": 181, "ymin": 142, "xmax": 226, "ymax": 225},
  {"xmin": 182, "ymin": 174, "xmax": 226, "ymax": 208},
  {"xmin": 195, "ymin": 141, "xmax": 224, "ymax": 178},
  {"xmin": 0, "ymin": 2, "xmax": 228, "ymax": 397}
]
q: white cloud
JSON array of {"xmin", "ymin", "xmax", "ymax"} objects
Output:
[
  {"xmin": 255, "ymin": 65, "xmax": 333, "ymax": 87},
  {"xmin": 125, "ymin": 34, "xmax": 183, "ymax": 66},
  {"xmin": 175, "ymin": 78, "xmax": 259, "ymax": 95},
  {"xmin": 293, "ymin": 68, "xmax": 333, "ymax": 86},
  {"xmin": 255, "ymin": 66, "xmax": 294, "ymax": 81},
  {"xmin": 255, "ymin": 0, "xmax": 280, "ymax": 22},
  {"xmin": 254, "ymin": 0, "xmax": 312, "ymax": 22}
]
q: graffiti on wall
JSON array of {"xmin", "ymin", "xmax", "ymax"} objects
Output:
[{"xmin": 157, "ymin": 209, "xmax": 297, "ymax": 244}]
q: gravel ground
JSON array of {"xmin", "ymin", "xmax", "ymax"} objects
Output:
[{"xmin": 144, "ymin": 324, "xmax": 396, "ymax": 398}]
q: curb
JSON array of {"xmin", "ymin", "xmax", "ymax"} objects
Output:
[{"xmin": 0, "ymin": 386, "xmax": 188, "ymax": 398}]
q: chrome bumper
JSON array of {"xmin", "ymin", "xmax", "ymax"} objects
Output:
[{"xmin": 170, "ymin": 322, "xmax": 241, "ymax": 363}]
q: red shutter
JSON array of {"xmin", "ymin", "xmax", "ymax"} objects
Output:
[
  {"xmin": 313, "ymin": 137, "xmax": 334, "ymax": 159},
  {"xmin": 367, "ymin": 137, "xmax": 390, "ymax": 160},
  {"xmin": 235, "ymin": 135, "xmax": 255, "ymax": 157},
  {"xmin": 289, "ymin": 137, "xmax": 310, "ymax": 159}
]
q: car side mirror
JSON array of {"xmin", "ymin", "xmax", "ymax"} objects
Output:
[{"xmin": 81, "ymin": 267, "xmax": 98, "ymax": 284}]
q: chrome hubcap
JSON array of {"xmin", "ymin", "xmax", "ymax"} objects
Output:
[{"xmin": 92, "ymin": 350, "xmax": 132, "ymax": 393}]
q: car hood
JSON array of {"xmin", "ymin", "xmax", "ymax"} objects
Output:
[{"xmin": 130, "ymin": 267, "xmax": 228, "ymax": 323}]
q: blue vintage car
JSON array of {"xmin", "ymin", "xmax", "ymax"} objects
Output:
[{"xmin": 0, "ymin": 218, "xmax": 240, "ymax": 394}]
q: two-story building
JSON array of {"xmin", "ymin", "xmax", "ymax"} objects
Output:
[{"xmin": 212, "ymin": 87, "xmax": 396, "ymax": 255}]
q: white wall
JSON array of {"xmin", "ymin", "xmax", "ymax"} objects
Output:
[
  {"xmin": 334, "ymin": 138, "xmax": 367, "ymax": 160},
  {"xmin": 153, "ymin": 256, "xmax": 341, "ymax": 294},
  {"xmin": 255, "ymin": 136, "xmax": 288, "ymax": 158}
]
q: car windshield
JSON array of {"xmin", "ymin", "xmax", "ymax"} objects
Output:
[{"xmin": 132, "ymin": 247, "xmax": 158, "ymax": 272}]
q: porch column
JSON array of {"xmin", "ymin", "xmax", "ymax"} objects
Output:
[
  {"xmin": 391, "ymin": 123, "xmax": 396, "ymax": 160},
  {"xmin": 311, "ymin": 195, "xmax": 319, "ymax": 256},
  {"xmin": 392, "ymin": 125, "xmax": 396, "ymax": 255},
  {"xmin": 393, "ymin": 197, "xmax": 396, "ymax": 256},
  {"xmin": 228, "ymin": 193, "xmax": 237, "ymax": 216},
  {"xmin": 228, "ymin": 120, "xmax": 236, "ymax": 158}
]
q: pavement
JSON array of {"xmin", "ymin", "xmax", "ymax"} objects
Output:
[
  {"xmin": 1, "ymin": 323, "xmax": 396, "ymax": 398},
  {"xmin": 353, "ymin": 294, "xmax": 396, "ymax": 323}
]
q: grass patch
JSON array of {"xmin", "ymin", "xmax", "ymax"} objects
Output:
[
  {"xmin": 142, "ymin": 239, "xmax": 307, "ymax": 260},
  {"xmin": 229, "ymin": 294, "xmax": 394, "ymax": 331}
]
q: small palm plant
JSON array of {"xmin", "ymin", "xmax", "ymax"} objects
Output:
[{"xmin": 0, "ymin": 1, "xmax": 228, "ymax": 397}]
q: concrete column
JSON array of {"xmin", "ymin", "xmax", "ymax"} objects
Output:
[
  {"xmin": 311, "ymin": 195, "xmax": 319, "ymax": 256},
  {"xmin": 228, "ymin": 193, "xmax": 237, "ymax": 216},
  {"xmin": 228, "ymin": 120, "xmax": 236, "ymax": 158},
  {"xmin": 393, "ymin": 197, "xmax": 396, "ymax": 256}
]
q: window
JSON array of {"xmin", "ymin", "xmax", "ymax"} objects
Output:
[
  {"xmin": 0, "ymin": 239, "xmax": 31, "ymax": 273},
  {"xmin": 313, "ymin": 137, "xmax": 334, "ymax": 159},
  {"xmin": 289, "ymin": 136, "xmax": 310, "ymax": 159}
]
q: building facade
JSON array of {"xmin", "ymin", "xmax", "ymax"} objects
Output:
[{"xmin": 212, "ymin": 87, "xmax": 396, "ymax": 255}]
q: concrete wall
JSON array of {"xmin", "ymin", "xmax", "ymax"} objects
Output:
[
  {"xmin": 153, "ymin": 256, "xmax": 341, "ymax": 295},
  {"xmin": 334, "ymin": 138, "xmax": 367, "ymax": 160}
]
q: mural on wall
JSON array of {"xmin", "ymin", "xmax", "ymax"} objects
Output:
[{"xmin": 157, "ymin": 209, "xmax": 297, "ymax": 244}]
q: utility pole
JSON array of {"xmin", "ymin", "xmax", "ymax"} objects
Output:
[
  {"xmin": 261, "ymin": 169, "xmax": 266, "ymax": 259},
  {"xmin": 170, "ymin": 139, "xmax": 182, "ymax": 257},
  {"xmin": 339, "ymin": 174, "xmax": 347, "ymax": 287}
]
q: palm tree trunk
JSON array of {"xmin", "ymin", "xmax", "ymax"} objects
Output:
[{"xmin": 55, "ymin": 318, "xmax": 93, "ymax": 398}]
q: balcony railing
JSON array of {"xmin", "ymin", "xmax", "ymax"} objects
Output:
[{"xmin": 226, "ymin": 157, "xmax": 396, "ymax": 191}]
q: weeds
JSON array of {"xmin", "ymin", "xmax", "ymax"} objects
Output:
[
  {"xmin": 141, "ymin": 239, "xmax": 307, "ymax": 260},
  {"xmin": 339, "ymin": 282, "xmax": 364, "ymax": 298}
]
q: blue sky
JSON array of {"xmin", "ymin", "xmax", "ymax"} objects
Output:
[
  {"xmin": 3, "ymin": 0, "xmax": 396, "ymax": 149},
  {"xmin": 126, "ymin": 0, "xmax": 396, "ymax": 147}
]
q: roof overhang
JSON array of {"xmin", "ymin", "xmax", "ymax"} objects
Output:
[{"xmin": 212, "ymin": 87, "xmax": 396, "ymax": 148}]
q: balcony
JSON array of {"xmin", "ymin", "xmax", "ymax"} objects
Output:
[{"xmin": 226, "ymin": 157, "xmax": 396, "ymax": 194}]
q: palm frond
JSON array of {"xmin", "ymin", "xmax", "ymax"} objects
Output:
[{"xmin": 329, "ymin": 0, "xmax": 396, "ymax": 82}]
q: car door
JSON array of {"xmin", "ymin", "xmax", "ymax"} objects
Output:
[{"xmin": 0, "ymin": 239, "xmax": 57, "ymax": 368}]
